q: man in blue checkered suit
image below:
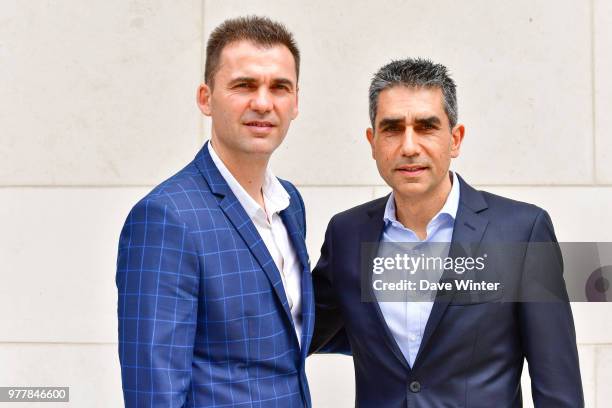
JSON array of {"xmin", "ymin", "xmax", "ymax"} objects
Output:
[{"xmin": 116, "ymin": 16, "xmax": 314, "ymax": 407}]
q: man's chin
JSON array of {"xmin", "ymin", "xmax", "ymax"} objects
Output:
[
  {"xmin": 392, "ymin": 182, "xmax": 430, "ymax": 198},
  {"xmin": 239, "ymin": 137, "xmax": 282, "ymax": 156}
]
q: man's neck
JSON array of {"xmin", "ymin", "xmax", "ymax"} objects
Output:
[
  {"xmin": 210, "ymin": 138, "xmax": 269, "ymax": 208},
  {"xmin": 393, "ymin": 172, "xmax": 453, "ymax": 240}
]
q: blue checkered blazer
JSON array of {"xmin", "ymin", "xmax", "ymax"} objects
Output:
[{"xmin": 116, "ymin": 142, "xmax": 314, "ymax": 407}]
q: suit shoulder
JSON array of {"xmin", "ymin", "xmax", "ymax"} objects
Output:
[
  {"xmin": 479, "ymin": 190, "xmax": 544, "ymax": 215},
  {"xmin": 278, "ymin": 178, "xmax": 304, "ymax": 208},
  {"xmin": 478, "ymin": 189, "xmax": 549, "ymax": 231},
  {"xmin": 329, "ymin": 195, "xmax": 388, "ymax": 226},
  {"xmin": 130, "ymin": 161, "xmax": 212, "ymax": 215},
  {"xmin": 277, "ymin": 177, "xmax": 299, "ymax": 197}
]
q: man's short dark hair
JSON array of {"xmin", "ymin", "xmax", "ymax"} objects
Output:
[
  {"xmin": 204, "ymin": 16, "xmax": 300, "ymax": 87},
  {"xmin": 369, "ymin": 58, "xmax": 457, "ymax": 129}
]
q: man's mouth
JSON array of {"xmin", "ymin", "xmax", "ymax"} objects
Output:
[
  {"xmin": 244, "ymin": 121, "xmax": 275, "ymax": 128},
  {"xmin": 396, "ymin": 165, "xmax": 428, "ymax": 175},
  {"xmin": 243, "ymin": 120, "xmax": 276, "ymax": 135}
]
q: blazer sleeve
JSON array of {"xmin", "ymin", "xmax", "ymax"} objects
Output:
[
  {"xmin": 116, "ymin": 197, "xmax": 200, "ymax": 407},
  {"xmin": 309, "ymin": 218, "xmax": 351, "ymax": 355},
  {"xmin": 519, "ymin": 210, "xmax": 584, "ymax": 407}
]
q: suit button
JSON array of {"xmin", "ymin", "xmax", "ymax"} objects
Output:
[{"xmin": 409, "ymin": 381, "xmax": 421, "ymax": 393}]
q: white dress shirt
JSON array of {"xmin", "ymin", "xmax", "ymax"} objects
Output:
[
  {"xmin": 377, "ymin": 171, "xmax": 460, "ymax": 367},
  {"xmin": 208, "ymin": 142, "xmax": 303, "ymax": 345}
]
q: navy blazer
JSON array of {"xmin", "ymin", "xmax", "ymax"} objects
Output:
[
  {"xmin": 311, "ymin": 175, "xmax": 583, "ymax": 408},
  {"xmin": 116, "ymin": 142, "xmax": 314, "ymax": 407}
]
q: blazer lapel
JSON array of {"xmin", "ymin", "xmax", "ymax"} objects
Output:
[
  {"xmin": 194, "ymin": 142, "xmax": 294, "ymax": 329},
  {"xmin": 360, "ymin": 196, "xmax": 412, "ymax": 372},
  {"xmin": 280, "ymin": 208, "xmax": 314, "ymax": 356},
  {"xmin": 412, "ymin": 175, "xmax": 489, "ymax": 369}
]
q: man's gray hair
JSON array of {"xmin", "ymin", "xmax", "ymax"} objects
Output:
[{"xmin": 368, "ymin": 58, "xmax": 458, "ymax": 129}]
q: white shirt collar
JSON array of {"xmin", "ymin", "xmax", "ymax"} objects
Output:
[
  {"xmin": 207, "ymin": 141, "xmax": 290, "ymax": 220},
  {"xmin": 383, "ymin": 171, "xmax": 461, "ymax": 227}
]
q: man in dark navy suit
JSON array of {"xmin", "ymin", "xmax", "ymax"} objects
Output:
[
  {"xmin": 117, "ymin": 17, "xmax": 314, "ymax": 407},
  {"xmin": 310, "ymin": 58, "xmax": 583, "ymax": 407}
]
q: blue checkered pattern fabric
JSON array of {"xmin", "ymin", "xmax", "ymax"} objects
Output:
[{"xmin": 116, "ymin": 142, "xmax": 314, "ymax": 407}]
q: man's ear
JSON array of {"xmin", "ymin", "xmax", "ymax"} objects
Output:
[
  {"xmin": 291, "ymin": 84, "xmax": 299, "ymax": 120},
  {"xmin": 366, "ymin": 127, "xmax": 376, "ymax": 159},
  {"xmin": 197, "ymin": 83, "xmax": 212, "ymax": 116},
  {"xmin": 450, "ymin": 123, "xmax": 465, "ymax": 158}
]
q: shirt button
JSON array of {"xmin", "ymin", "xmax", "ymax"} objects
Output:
[
  {"xmin": 409, "ymin": 381, "xmax": 421, "ymax": 393},
  {"xmin": 408, "ymin": 333, "xmax": 417, "ymax": 342}
]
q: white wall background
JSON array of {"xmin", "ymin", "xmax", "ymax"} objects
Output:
[{"xmin": 1, "ymin": 0, "xmax": 611, "ymax": 406}]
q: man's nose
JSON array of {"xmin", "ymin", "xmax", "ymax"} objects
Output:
[
  {"xmin": 250, "ymin": 87, "xmax": 273, "ymax": 113},
  {"xmin": 400, "ymin": 128, "xmax": 420, "ymax": 156}
]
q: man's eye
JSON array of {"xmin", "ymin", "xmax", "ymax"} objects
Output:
[
  {"xmin": 417, "ymin": 124, "xmax": 435, "ymax": 131},
  {"xmin": 384, "ymin": 127, "xmax": 402, "ymax": 132},
  {"xmin": 234, "ymin": 83, "xmax": 253, "ymax": 89}
]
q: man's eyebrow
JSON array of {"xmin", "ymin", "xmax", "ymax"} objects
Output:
[
  {"xmin": 227, "ymin": 77, "xmax": 257, "ymax": 86},
  {"xmin": 378, "ymin": 117, "xmax": 405, "ymax": 129},
  {"xmin": 414, "ymin": 116, "xmax": 442, "ymax": 127}
]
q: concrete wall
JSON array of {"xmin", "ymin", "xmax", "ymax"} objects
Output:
[{"xmin": 1, "ymin": 1, "xmax": 610, "ymax": 406}]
